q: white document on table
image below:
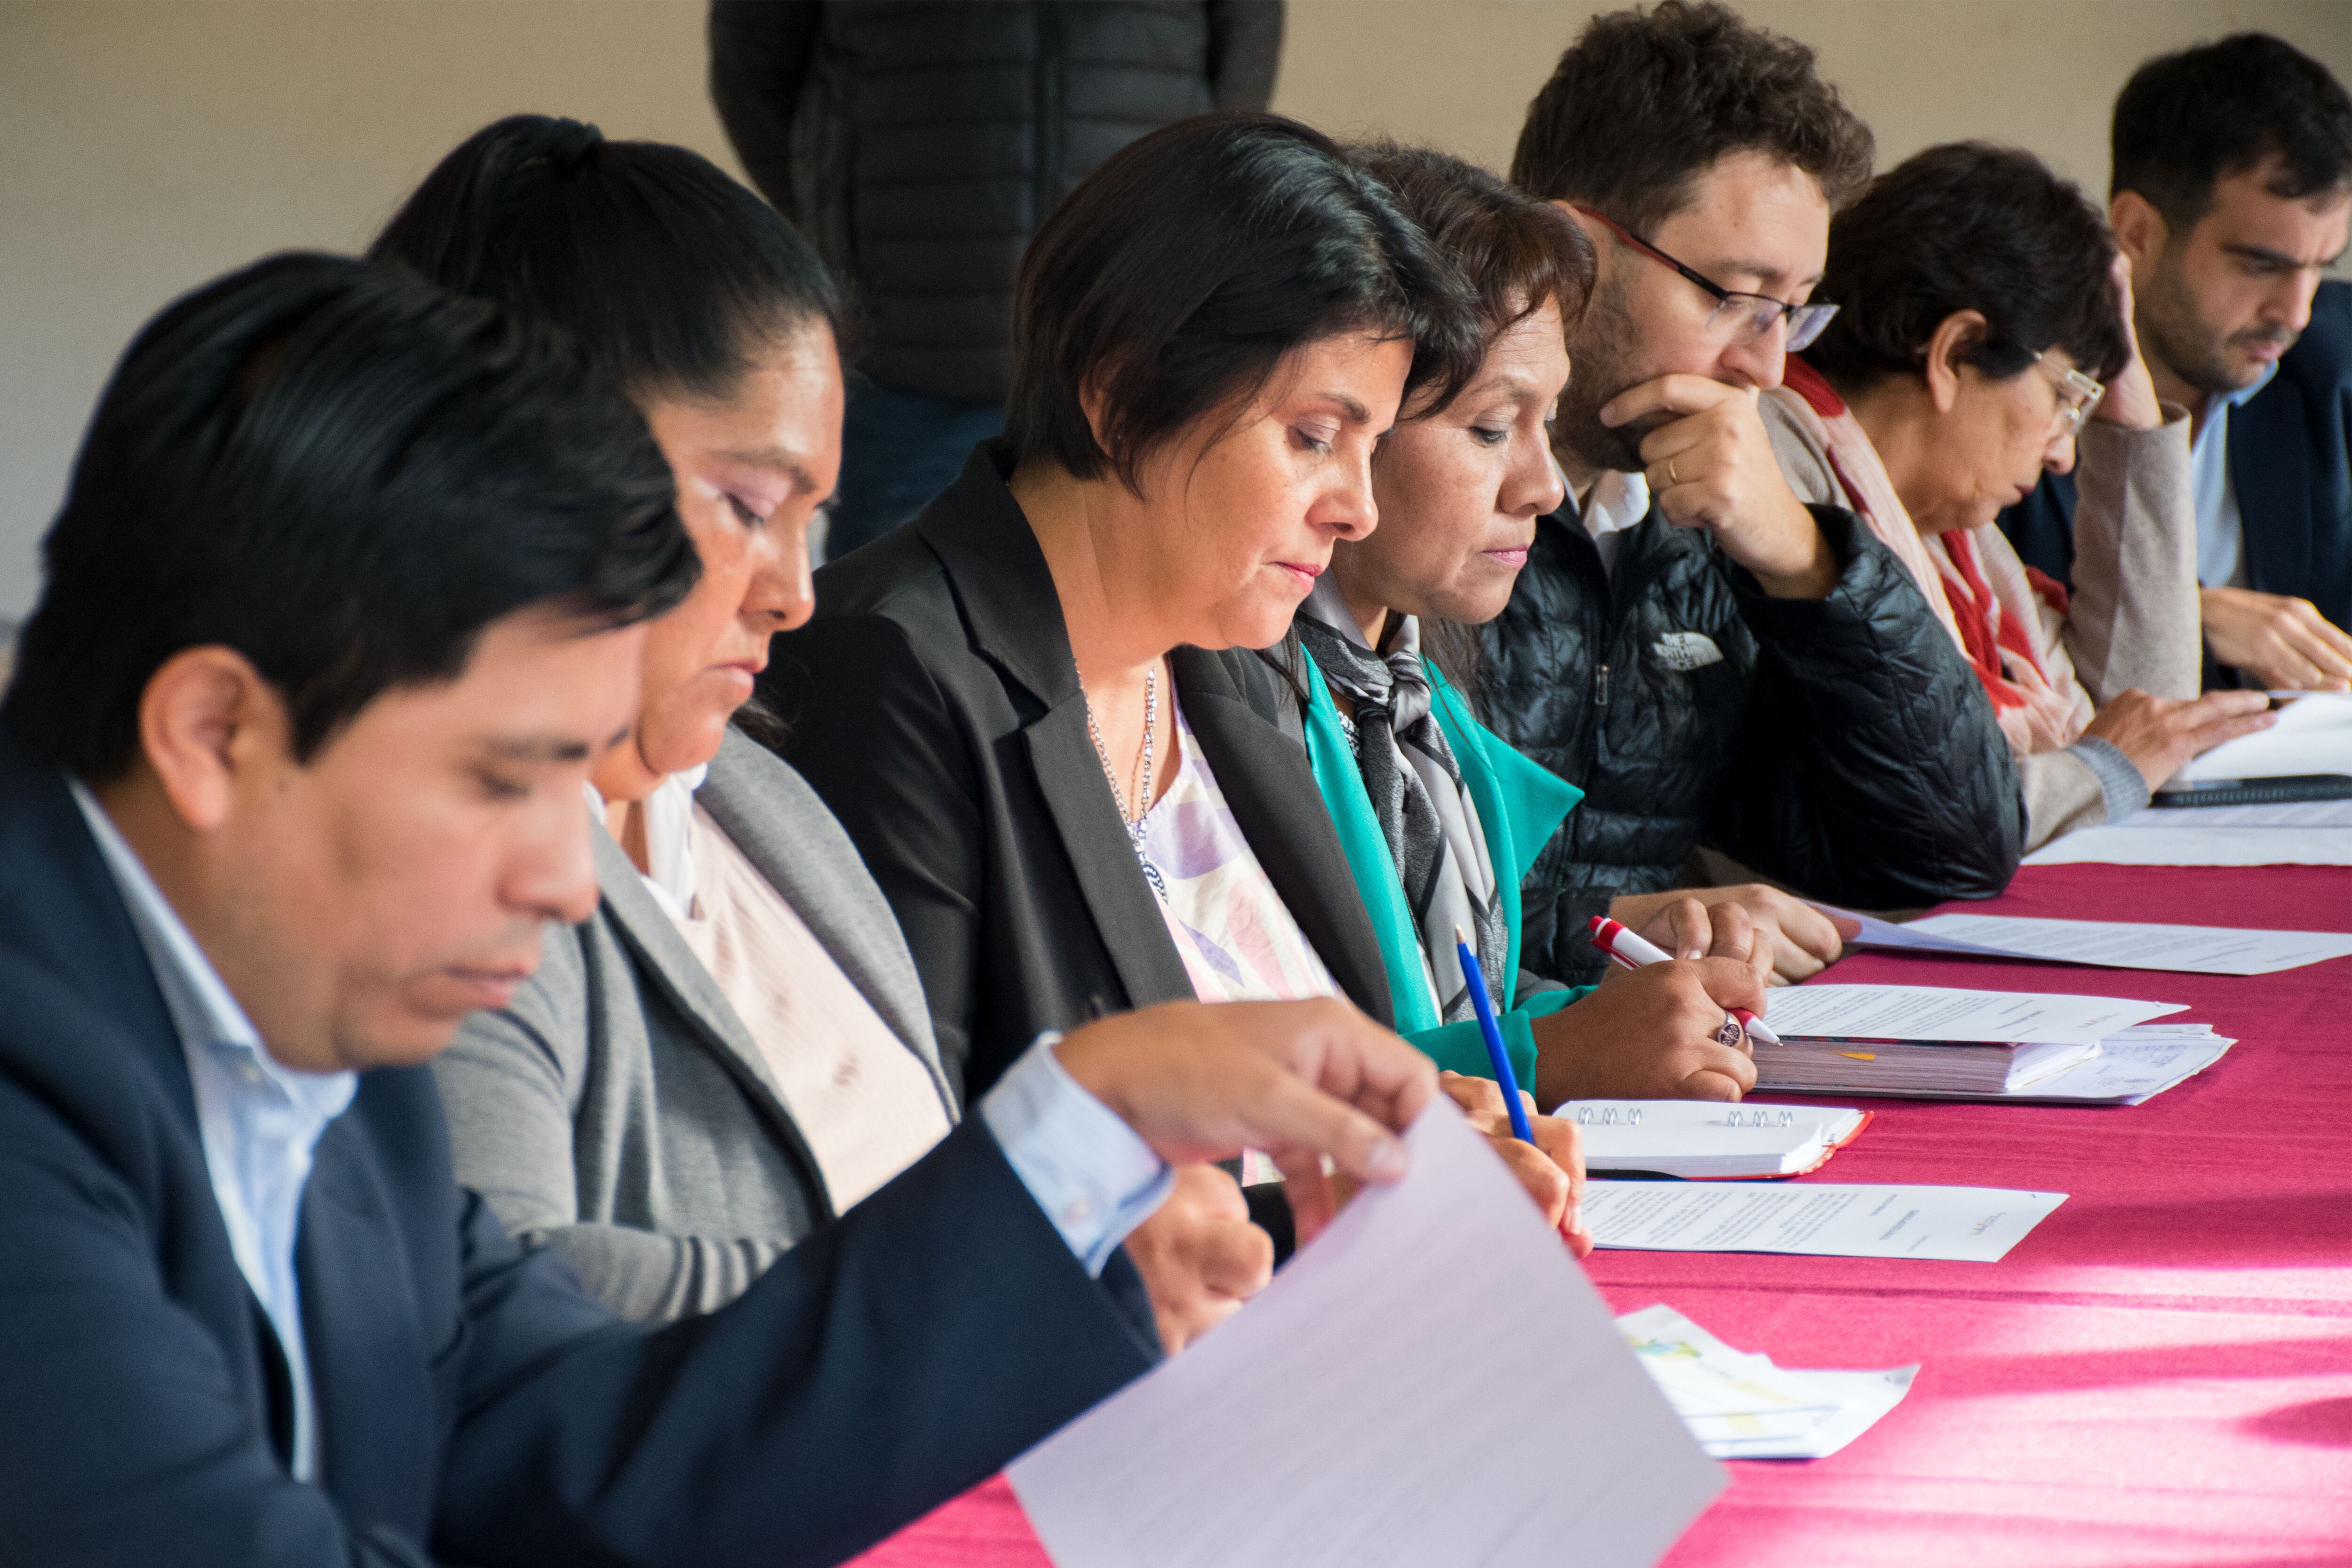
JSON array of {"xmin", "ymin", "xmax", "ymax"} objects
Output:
[
  {"xmin": 2175, "ymin": 692, "xmax": 2352, "ymax": 781},
  {"xmin": 2114, "ymin": 799, "xmax": 2352, "ymax": 828},
  {"xmin": 1760, "ymin": 983, "xmax": 2183, "ymax": 1045},
  {"xmin": 1007, "ymin": 1103, "xmax": 1725, "ymax": 1568},
  {"xmin": 1845, "ymin": 913, "xmax": 2352, "ymax": 976},
  {"xmin": 1617, "ymin": 1304, "xmax": 1918, "ymax": 1460},
  {"xmin": 2023, "ymin": 825, "xmax": 2352, "ymax": 866},
  {"xmin": 1581, "ymin": 1181, "xmax": 2066, "ymax": 1261}
]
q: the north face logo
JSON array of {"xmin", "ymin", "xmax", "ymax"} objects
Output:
[{"xmin": 1651, "ymin": 631, "xmax": 1724, "ymax": 672}]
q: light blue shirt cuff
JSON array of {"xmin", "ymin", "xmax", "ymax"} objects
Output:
[{"xmin": 977, "ymin": 1032, "xmax": 1175, "ymax": 1277}]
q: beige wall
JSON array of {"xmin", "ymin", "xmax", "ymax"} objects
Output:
[{"xmin": 4, "ymin": 0, "xmax": 2348, "ymax": 626}]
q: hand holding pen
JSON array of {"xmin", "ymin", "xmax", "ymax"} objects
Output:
[
  {"xmin": 1451, "ymin": 927, "xmax": 1593, "ymax": 1253},
  {"xmin": 1589, "ymin": 915, "xmax": 1780, "ymax": 1046}
]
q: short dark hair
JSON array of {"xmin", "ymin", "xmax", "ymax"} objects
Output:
[
  {"xmin": 1, "ymin": 253, "xmax": 696, "ymax": 778},
  {"xmin": 1807, "ymin": 143, "xmax": 2130, "ymax": 394},
  {"xmin": 1510, "ymin": 0, "xmax": 1874, "ymax": 236},
  {"xmin": 1345, "ymin": 142, "xmax": 1598, "ymax": 387},
  {"xmin": 2113, "ymin": 32, "xmax": 2352, "ymax": 230},
  {"xmin": 370, "ymin": 114, "xmax": 845, "ymax": 401},
  {"xmin": 1005, "ymin": 113, "xmax": 1483, "ymax": 489}
]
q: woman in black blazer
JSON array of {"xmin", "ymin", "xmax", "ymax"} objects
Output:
[{"xmin": 761, "ymin": 117, "xmax": 1585, "ymax": 1340}]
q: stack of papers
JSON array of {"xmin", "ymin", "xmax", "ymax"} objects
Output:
[
  {"xmin": 1749, "ymin": 984, "xmax": 2184, "ymax": 1098},
  {"xmin": 1835, "ymin": 909, "xmax": 2352, "ymax": 976},
  {"xmin": 1563, "ymin": 1101, "xmax": 1868, "ymax": 1178},
  {"xmin": 1755, "ymin": 1037, "xmax": 2095, "ymax": 1096},
  {"xmin": 1618, "ymin": 1304, "xmax": 1917, "ymax": 1459},
  {"xmin": 1583, "ymin": 1181, "xmax": 2066, "ymax": 1261}
]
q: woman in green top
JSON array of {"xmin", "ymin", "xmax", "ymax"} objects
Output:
[{"xmin": 1286, "ymin": 144, "xmax": 1774, "ymax": 1109}]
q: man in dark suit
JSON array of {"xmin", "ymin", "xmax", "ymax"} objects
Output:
[
  {"xmin": 2001, "ymin": 32, "xmax": 2352, "ymax": 690},
  {"xmin": 0, "ymin": 253, "xmax": 1435, "ymax": 1567}
]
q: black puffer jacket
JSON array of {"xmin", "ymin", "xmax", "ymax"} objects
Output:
[
  {"xmin": 1476, "ymin": 502, "xmax": 2024, "ymax": 983},
  {"xmin": 708, "ymin": 0, "xmax": 1283, "ymax": 405}
]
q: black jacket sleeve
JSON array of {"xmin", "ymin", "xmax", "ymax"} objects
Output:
[
  {"xmin": 1705, "ymin": 506, "xmax": 2025, "ymax": 907},
  {"xmin": 1204, "ymin": 0, "xmax": 1284, "ymax": 110},
  {"xmin": 707, "ymin": 0, "xmax": 823, "ymax": 218},
  {"xmin": 434, "ymin": 1121, "xmax": 1158, "ymax": 1568},
  {"xmin": 0, "ymin": 1023, "xmax": 1155, "ymax": 1568}
]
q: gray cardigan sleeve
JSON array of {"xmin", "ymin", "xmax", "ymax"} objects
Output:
[
  {"xmin": 2058, "ymin": 408, "xmax": 2200, "ymax": 704},
  {"xmin": 433, "ymin": 927, "xmax": 791, "ymax": 1324}
]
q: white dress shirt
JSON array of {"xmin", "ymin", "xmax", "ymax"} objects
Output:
[
  {"xmin": 1579, "ymin": 470, "xmax": 1653, "ymax": 574},
  {"xmin": 68, "ymin": 780, "xmax": 356, "ymax": 1481},
  {"xmin": 2191, "ymin": 362, "xmax": 2280, "ymax": 590}
]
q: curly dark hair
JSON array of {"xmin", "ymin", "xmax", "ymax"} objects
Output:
[
  {"xmin": 1806, "ymin": 142, "xmax": 2130, "ymax": 397},
  {"xmin": 1510, "ymin": 0, "xmax": 1874, "ymax": 235}
]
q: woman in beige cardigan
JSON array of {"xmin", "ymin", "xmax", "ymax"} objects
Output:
[{"xmin": 1764, "ymin": 143, "xmax": 2272, "ymax": 850}]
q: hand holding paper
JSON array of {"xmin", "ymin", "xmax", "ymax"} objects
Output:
[
  {"xmin": 1056, "ymin": 998, "xmax": 1436, "ymax": 1242},
  {"xmin": 1009, "ymin": 1103, "xmax": 1724, "ymax": 1568}
]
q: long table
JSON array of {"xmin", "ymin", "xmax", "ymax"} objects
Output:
[{"xmin": 849, "ymin": 862, "xmax": 2352, "ymax": 1567}]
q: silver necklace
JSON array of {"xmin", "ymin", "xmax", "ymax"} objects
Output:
[{"xmin": 1083, "ymin": 664, "xmax": 1165, "ymax": 896}]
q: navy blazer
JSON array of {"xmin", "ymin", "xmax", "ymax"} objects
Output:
[
  {"xmin": 2001, "ymin": 279, "xmax": 2352, "ymax": 683},
  {"xmin": 0, "ymin": 729, "xmax": 1157, "ymax": 1567}
]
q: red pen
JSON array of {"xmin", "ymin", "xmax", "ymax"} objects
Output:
[{"xmin": 1587, "ymin": 915, "xmax": 1781, "ymax": 1047}]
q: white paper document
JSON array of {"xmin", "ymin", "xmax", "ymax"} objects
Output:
[
  {"xmin": 1850, "ymin": 913, "xmax": 2352, "ymax": 976},
  {"xmin": 2174, "ymin": 692, "xmax": 2352, "ymax": 781},
  {"xmin": 1582, "ymin": 1180, "xmax": 2066, "ymax": 1261},
  {"xmin": 2023, "ymin": 825, "xmax": 2352, "ymax": 866},
  {"xmin": 1008, "ymin": 1104, "xmax": 1725, "ymax": 1568},
  {"xmin": 1760, "ymin": 983, "xmax": 2183, "ymax": 1045},
  {"xmin": 2116, "ymin": 799, "xmax": 2352, "ymax": 828},
  {"xmin": 1618, "ymin": 1304, "xmax": 1918, "ymax": 1460}
]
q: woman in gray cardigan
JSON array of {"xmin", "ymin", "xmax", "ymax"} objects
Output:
[{"xmin": 372, "ymin": 115, "xmax": 1288, "ymax": 1341}]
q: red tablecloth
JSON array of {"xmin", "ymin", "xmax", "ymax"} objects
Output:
[{"xmin": 851, "ymin": 864, "xmax": 2352, "ymax": 1568}]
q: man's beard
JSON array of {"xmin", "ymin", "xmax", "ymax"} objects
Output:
[
  {"xmin": 1556, "ymin": 273, "xmax": 1673, "ymax": 475},
  {"xmin": 2137, "ymin": 249, "xmax": 2299, "ymax": 398}
]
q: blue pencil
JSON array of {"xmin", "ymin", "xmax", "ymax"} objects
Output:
[{"xmin": 1454, "ymin": 924, "xmax": 1536, "ymax": 1143}]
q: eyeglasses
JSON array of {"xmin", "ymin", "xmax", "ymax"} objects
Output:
[
  {"xmin": 2033, "ymin": 351, "xmax": 2105, "ymax": 438},
  {"xmin": 1575, "ymin": 205, "xmax": 1840, "ymax": 351}
]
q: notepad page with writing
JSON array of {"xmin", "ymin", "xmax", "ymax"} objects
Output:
[{"xmin": 1006, "ymin": 1102, "xmax": 1724, "ymax": 1568}]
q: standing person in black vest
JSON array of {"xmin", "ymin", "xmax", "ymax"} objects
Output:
[
  {"xmin": 1479, "ymin": 0, "xmax": 2024, "ymax": 987},
  {"xmin": 709, "ymin": 0, "xmax": 1284, "ymax": 560},
  {"xmin": 1999, "ymin": 33, "xmax": 2352, "ymax": 692}
]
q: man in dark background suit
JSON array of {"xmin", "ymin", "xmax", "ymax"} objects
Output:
[
  {"xmin": 2001, "ymin": 32, "xmax": 2352, "ymax": 692},
  {"xmin": 707, "ymin": 0, "xmax": 1285, "ymax": 560},
  {"xmin": 0, "ymin": 252, "xmax": 1433, "ymax": 1568}
]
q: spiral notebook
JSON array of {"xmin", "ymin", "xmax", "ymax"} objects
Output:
[{"xmin": 1562, "ymin": 1100, "xmax": 1870, "ymax": 1178}]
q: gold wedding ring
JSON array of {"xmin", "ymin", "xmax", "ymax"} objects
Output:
[{"xmin": 1667, "ymin": 459, "xmax": 1681, "ymax": 486}]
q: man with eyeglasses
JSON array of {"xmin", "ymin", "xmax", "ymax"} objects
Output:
[
  {"xmin": 1474, "ymin": 0, "xmax": 2025, "ymax": 991},
  {"xmin": 2002, "ymin": 33, "xmax": 2352, "ymax": 693}
]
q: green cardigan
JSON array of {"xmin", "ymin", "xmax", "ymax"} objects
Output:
[{"xmin": 1297, "ymin": 649, "xmax": 1592, "ymax": 1090}]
